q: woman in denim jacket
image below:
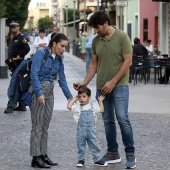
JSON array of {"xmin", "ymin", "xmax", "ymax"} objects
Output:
[{"xmin": 30, "ymin": 33, "xmax": 73, "ymax": 168}]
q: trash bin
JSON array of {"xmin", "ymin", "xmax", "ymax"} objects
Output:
[
  {"xmin": 72, "ymin": 40, "xmax": 81, "ymax": 58},
  {"xmin": 66, "ymin": 42, "xmax": 70, "ymax": 52}
]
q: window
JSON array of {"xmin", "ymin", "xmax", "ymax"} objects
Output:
[
  {"xmin": 127, "ymin": 23, "xmax": 132, "ymax": 41},
  {"xmin": 118, "ymin": 15, "xmax": 124, "ymax": 30},
  {"xmin": 143, "ymin": 19, "xmax": 148, "ymax": 41}
]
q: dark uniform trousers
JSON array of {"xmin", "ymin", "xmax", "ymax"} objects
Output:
[{"xmin": 29, "ymin": 82, "xmax": 54, "ymax": 156}]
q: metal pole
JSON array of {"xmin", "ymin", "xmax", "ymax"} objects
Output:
[
  {"xmin": 83, "ymin": 0, "xmax": 86, "ymax": 32},
  {"xmin": 58, "ymin": 9, "xmax": 60, "ymax": 32},
  {"xmin": 120, "ymin": 6, "xmax": 123, "ymax": 30},
  {"xmin": 97, "ymin": 0, "xmax": 99, "ymax": 11},
  {"xmin": 65, "ymin": 5, "xmax": 68, "ymax": 37},
  {"xmin": 73, "ymin": 1, "xmax": 76, "ymax": 40},
  {"xmin": 62, "ymin": 8, "xmax": 64, "ymax": 33}
]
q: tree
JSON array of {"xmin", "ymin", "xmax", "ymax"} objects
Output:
[
  {"xmin": 3, "ymin": 0, "xmax": 31, "ymax": 47},
  {"xmin": 63, "ymin": 8, "xmax": 80, "ymax": 27},
  {"xmin": 5, "ymin": 0, "xmax": 31, "ymax": 28},
  {"xmin": 38, "ymin": 16, "xmax": 54, "ymax": 30},
  {"xmin": 0, "ymin": 0, "xmax": 6, "ymax": 18}
]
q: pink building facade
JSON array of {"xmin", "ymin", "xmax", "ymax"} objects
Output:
[{"xmin": 140, "ymin": 0, "xmax": 159, "ymax": 46}]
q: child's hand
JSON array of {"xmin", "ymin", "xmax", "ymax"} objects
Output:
[
  {"xmin": 98, "ymin": 95, "xmax": 105, "ymax": 102},
  {"xmin": 73, "ymin": 96, "xmax": 79, "ymax": 102},
  {"xmin": 67, "ymin": 96, "xmax": 78, "ymax": 110}
]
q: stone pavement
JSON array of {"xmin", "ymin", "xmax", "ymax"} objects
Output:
[
  {"xmin": 0, "ymin": 51, "xmax": 170, "ymax": 170},
  {"xmin": 1, "ymin": 109, "xmax": 170, "ymax": 170}
]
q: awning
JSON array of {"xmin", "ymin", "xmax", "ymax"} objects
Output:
[{"xmin": 152, "ymin": 0, "xmax": 170, "ymax": 2}]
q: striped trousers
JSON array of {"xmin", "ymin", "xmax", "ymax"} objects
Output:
[{"xmin": 30, "ymin": 82, "xmax": 54, "ymax": 156}]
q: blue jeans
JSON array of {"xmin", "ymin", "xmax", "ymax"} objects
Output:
[
  {"xmin": 85, "ymin": 48, "xmax": 92, "ymax": 71},
  {"xmin": 76, "ymin": 109, "xmax": 100, "ymax": 162},
  {"xmin": 96, "ymin": 85, "xmax": 135, "ymax": 153}
]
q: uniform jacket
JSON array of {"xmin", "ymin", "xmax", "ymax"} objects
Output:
[{"xmin": 9, "ymin": 33, "xmax": 30, "ymax": 59}]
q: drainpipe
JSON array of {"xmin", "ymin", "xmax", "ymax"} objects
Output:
[
  {"xmin": 159, "ymin": 2, "xmax": 163, "ymax": 53},
  {"xmin": 120, "ymin": 6, "xmax": 124, "ymax": 30}
]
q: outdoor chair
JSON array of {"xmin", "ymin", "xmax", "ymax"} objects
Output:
[
  {"xmin": 144, "ymin": 54, "xmax": 161, "ymax": 84},
  {"xmin": 129, "ymin": 55, "xmax": 144, "ymax": 85}
]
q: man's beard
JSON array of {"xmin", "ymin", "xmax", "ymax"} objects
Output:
[{"xmin": 12, "ymin": 31, "xmax": 17, "ymax": 35}]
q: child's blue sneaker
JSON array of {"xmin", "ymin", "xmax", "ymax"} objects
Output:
[
  {"xmin": 94, "ymin": 159, "xmax": 108, "ymax": 167},
  {"xmin": 77, "ymin": 160, "xmax": 85, "ymax": 167}
]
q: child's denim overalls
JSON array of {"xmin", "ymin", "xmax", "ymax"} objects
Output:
[{"xmin": 76, "ymin": 105, "xmax": 100, "ymax": 162}]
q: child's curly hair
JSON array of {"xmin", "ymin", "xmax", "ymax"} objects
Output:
[{"xmin": 78, "ymin": 86, "xmax": 91, "ymax": 97}]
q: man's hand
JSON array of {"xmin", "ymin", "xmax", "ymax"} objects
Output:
[
  {"xmin": 101, "ymin": 80, "xmax": 116, "ymax": 96},
  {"xmin": 73, "ymin": 82, "xmax": 87, "ymax": 91},
  {"xmin": 13, "ymin": 57, "xmax": 23, "ymax": 60},
  {"xmin": 39, "ymin": 43, "xmax": 47, "ymax": 47}
]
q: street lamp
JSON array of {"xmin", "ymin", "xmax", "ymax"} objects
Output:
[
  {"xmin": 73, "ymin": 0, "xmax": 76, "ymax": 40},
  {"xmin": 97, "ymin": 0, "xmax": 99, "ymax": 11},
  {"xmin": 65, "ymin": 5, "xmax": 68, "ymax": 37},
  {"xmin": 101, "ymin": 0, "xmax": 107, "ymax": 11},
  {"xmin": 58, "ymin": 8, "xmax": 61, "ymax": 32},
  {"xmin": 73, "ymin": 0, "xmax": 76, "ymax": 55}
]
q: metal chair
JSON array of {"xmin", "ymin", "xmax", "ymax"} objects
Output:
[
  {"xmin": 144, "ymin": 55, "xmax": 161, "ymax": 84},
  {"xmin": 129, "ymin": 55, "xmax": 144, "ymax": 85}
]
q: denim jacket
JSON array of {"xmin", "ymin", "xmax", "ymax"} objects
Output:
[{"xmin": 31, "ymin": 47, "xmax": 73, "ymax": 99}]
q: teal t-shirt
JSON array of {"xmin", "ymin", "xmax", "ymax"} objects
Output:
[{"xmin": 92, "ymin": 27, "xmax": 132, "ymax": 89}]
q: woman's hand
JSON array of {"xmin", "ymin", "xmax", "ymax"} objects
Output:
[
  {"xmin": 68, "ymin": 98, "xmax": 73, "ymax": 103},
  {"xmin": 38, "ymin": 95, "xmax": 45, "ymax": 105}
]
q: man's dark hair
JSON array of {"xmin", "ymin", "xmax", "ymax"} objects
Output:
[
  {"xmin": 145, "ymin": 39, "xmax": 151, "ymax": 44},
  {"xmin": 134, "ymin": 38, "xmax": 140, "ymax": 45},
  {"xmin": 78, "ymin": 87, "xmax": 91, "ymax": 97},
  {"xmin": 88, "ymin": 10, "xmax": 110, "ymax": 28},
  {"xmin": 39, "ymin": 29, "xmax": 45, "ymax": 33}
]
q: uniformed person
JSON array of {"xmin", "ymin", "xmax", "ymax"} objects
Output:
[
  {"xmin": 4, "ymin": 21, "xmax": 30, "ymax": 114},
  {"xmin": 6, "ymin": 21, "xmax": 30, "ymax": 73}
]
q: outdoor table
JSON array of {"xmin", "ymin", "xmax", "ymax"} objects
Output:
[
  {"xmin": 144, "ymin": 57, "xmax": 168, "ymax": 84},
  {"xmin": 137, "ymin": 56, "xmax": 168, "ymax": 84}
]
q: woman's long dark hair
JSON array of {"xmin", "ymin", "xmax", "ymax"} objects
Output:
[{"xmin": 48, "ymin": 33, "xmax": 68, "ymax": 48}]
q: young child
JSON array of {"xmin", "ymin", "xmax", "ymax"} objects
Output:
[{"xmin": 67, "ymin": 86, "xmax": 108, "ymax": 167}]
